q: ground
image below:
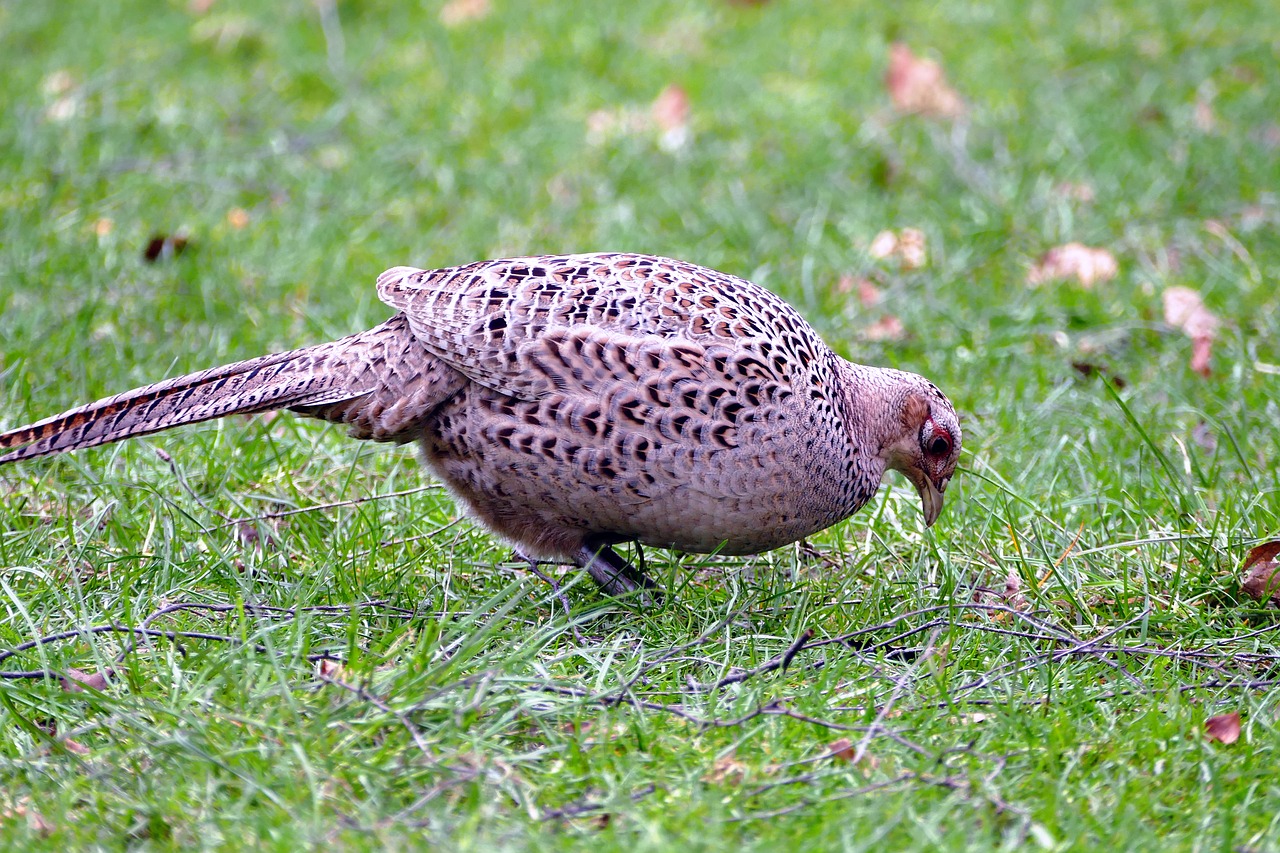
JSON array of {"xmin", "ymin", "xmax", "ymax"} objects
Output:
[{"xmin": 1, "ymin": 0, "xmax": 1279, "ymax": 849}]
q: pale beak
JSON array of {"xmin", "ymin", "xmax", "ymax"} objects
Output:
[{"xmin": 917, "ymin": 477, "xmax": 945, "ymax": 527}]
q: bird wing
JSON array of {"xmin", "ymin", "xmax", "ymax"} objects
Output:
[{"xmin": 374, "ymin": 253, "xmax": 816, "ymax": 402}]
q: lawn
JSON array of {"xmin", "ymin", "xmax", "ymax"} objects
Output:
[{"xmin": 2, "ymin": 0, "xmax": 1279, "ymax": 849}]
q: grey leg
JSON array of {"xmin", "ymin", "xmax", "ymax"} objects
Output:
[{"xmin": 576, "ymin": 537, "xmax": 662, "ymax": 601}]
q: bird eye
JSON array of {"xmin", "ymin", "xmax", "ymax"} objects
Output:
[{"xmin": 927, "ymin": 435, "xmax": 951, "ymax": 457}]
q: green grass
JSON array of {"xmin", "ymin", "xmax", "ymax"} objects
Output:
[{"xmin": 2, "ymin": 0, "xmax": 1280, "ymax": 849}]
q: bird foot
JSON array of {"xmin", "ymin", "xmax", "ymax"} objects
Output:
[{"xmin": 576, "ymin": 538, "xmax": 663, "ymax": 605}]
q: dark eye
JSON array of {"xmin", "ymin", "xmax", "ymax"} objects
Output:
[{"xmin": 927, "ymin": 435, "xmax": 951, "ymax": 457}]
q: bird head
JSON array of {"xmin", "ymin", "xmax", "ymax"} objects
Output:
[{"xmin": 882, "ymin": 382, "xmax": 961, "ymax": 527}]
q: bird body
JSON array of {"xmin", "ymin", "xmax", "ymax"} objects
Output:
[{"xmin": 1, "ymin": 253, "xmax": 961, "ymax": 595}]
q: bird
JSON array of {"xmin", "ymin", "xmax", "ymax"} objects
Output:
[{"xmin": 0, "ymin": 253, "xmax": 961, "ymax": 597}]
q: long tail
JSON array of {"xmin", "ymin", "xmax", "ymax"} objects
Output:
[{"xmin": 0, "ymin": 314, "xmax": 451, "ymax": 465}]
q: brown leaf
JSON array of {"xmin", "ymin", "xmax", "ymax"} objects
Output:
[
  {"xmin": 1189, "ymin": 336, "xmax": 1213, "ymax": 377},
  {"xmin": 869, "ymin": 230, "xmax": 898, "ymax": 260},
  {"xmin": 61, "ymin": 668, "xmax": 110, "ymax": 693},
  {"xmin": 561, "ymin": 719, "xmax": 592, "ymax": 736},
  {"xmin": 1204, "ymin": 712, "xmax": 1241, "ymax": 744},
  {"xmin": 1241, "ymin": 541, "xmax": 1280, "ymax": 604},
  {"xmin": 1163, "ymin": 286, "xmax": 1219, "ymax": 338},
  {"xmin": 63, "ymin": 738, "xmax": 91, "ymax": 755},
  {"xmin": 827, "ymin": 737, "xmax": 855, "ymax": 761},
  {"xmin": 896, "ymin": 228, "xmax": 926, "ymax": 269},
  {"xmin": 824, "ymin": 732, "xmax": 855, "ymax": 758},
  {"xmin": 1027, "ymin": 243, "xmax": 1118, "ymax": 288},
  {"xmin": 651, "ymin": 85, "xmax": 692, "ymax": 151},
  {"xmin": 885, "ymin": 43, "xmax": 964, "ymax": 119},
  {"xmin": 439, "ymin": 0, "xmax": 490, "ymax": 26},
  {"xmin": 587, "ymin": 88, "xmax": 690, "ymax": 152},
  {"xmin": 1191, "ymin": 421, "xmax": 1217, "ymax": 453},
  {"xmin": 143, "ymin": 232, "xmax": 190, "ymax": 263},
  {"xmin": 1003, "ymin": 569, "xmax": 1029, "ymax": 610},
  {"xmin": 651, "ymin": 85, "xmax": 689, "ymax": 133},
  {"xmin": 1162, "ymin": 286, "xmax": 1220, "ymax": 377},
  {"xmin": 1070, "ymin": 360, "xmax": 1128, "ymax": 389},
  {"xmin": 827, "ymin": 737, "xmax": 879, "ymax": 771},
  {"xmin": 315, "ymin": 658, "xmax": 348, "ymax": 680},
  {"xmin": 867, "ymin": 228, "xmax": 927, "ymax": 269},
  {"xmin": 704, "ymin": 753, "xmax": 748, "ymax": 784},
  {"xmin": 863, "ymin": 315, "xmax": 905, "ymax": 342},
  {"xmin": 2, "ymin": 802, "xmax": 54, "ymax": 836},
  {"xmin": 836, "ymin": 275, "xmax": 882, "ymax": 308}
]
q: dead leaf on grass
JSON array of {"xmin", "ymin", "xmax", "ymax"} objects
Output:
[
  {"xmin": 1204, "ymin": 712, "xmax": 1241, "ymax": 745},
  {"xmin": 61, "ymin": 668, "xmax": 110, "ymax": 693},
  {"xmin": 704, "ymin": 752, "xmax": 748, "ymax": 784},
  {"xmin": 1070, "ymin": 360, "xmax": 1128, "ymax": 389},
  {"xmin": 315, "ymin": 658, "xmax": 348, "ymax": 680},
  {"xmin": 588, "ymin": 86, "xmax": 692, "ymax": 151},
  {"xmin": 827, "ymin": 736, "xmax": 855, "ymax": 761},
  {"xmin": 62, "ymin": 738, "xmax": 91, "ymax": 756},
  {"xmin": 1027, "ymin": 243, "xmax": 1118, "ymax": 288},
  {"xmin": 823, "ymin": 737, "xmax": 879, "ymax": 775},
  {"xmin": 1241, "ymin": 541, "xmax": 1280, "ymax": 605},
  {"xmin": 1162, "ymin": 286, "xmax": 1219, "ymax": 377},
  {"xmin": 440, "ymin": 0, "xmax": 490, "ymax": 27},
  {"xmin": 143, "ymin": 231, "xmax": 190, "ymax": 263},
  {"xmin": 2, "ymin": 801, "xmax": 54, "ymax": 835},
  {"xmin": 836, "ymin": 275, "xmax": 882, "ymax": 308},
  {"xmin": 885, "ymin": 43, "xmax": 964, "ymax": 119},
  {"xmin": 1191, "ymin": 421, "xmax": 1217, "ymax": 453},
  {"xmin": 651, "ymin": 84, "xmax": 691, "ymax": 151},
  {"xmin": 1003, "ymin": 569, "xmax": 1029, "ymax": 610},
  {"xmin": 862, "ymin": 314, "xmax": 905, "ymax": 342},
  {"xmin": 868, "ymin": 228, "xmax": 927, "ymax": 269}
]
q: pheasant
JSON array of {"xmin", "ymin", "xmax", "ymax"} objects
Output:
[{"xmin": 0, "ymin": 253, "xmax": 961, "ymax": 596}]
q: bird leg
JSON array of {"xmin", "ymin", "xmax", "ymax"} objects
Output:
[
  {"xmin": 576, "ymin": 536, "xmax": 662, "ymax": 601},
  {"xmin": 514, "ymin": 556, "xmax": 587, "ymax": 644}
]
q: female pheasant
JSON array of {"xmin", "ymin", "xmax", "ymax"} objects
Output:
[{"xmin": 0, "ymin": 254, "xmax": 961, "ymax": 596}]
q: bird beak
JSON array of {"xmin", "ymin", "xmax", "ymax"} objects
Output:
[{"xmin": 917, "ymin": 476, "xmax": 945, "ymax": 527}]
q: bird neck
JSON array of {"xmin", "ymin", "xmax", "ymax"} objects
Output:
[{"xmin": 835, "ymin": 358, "xmax": 920, "ymax": 463}]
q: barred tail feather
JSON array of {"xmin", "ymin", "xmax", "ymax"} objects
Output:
[{"xmin": 0, "ymin": 340, "xmax": 371, "ymax": 465}]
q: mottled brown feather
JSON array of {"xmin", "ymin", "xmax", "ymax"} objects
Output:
[{"xmin": 1, "ymin": 253, "xmax": 962, "ymax": 588}]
